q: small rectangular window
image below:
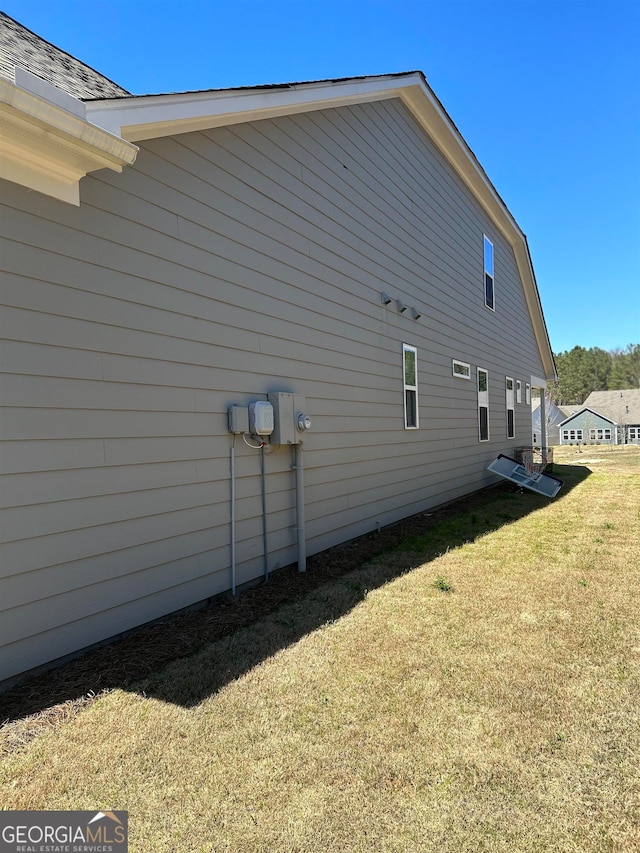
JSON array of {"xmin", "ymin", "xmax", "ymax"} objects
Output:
[
  {"xmin": 484, "ymin": 236, "xmax": 494, "ymax": 310},
  {"xmin": 516, "ymin": 380, "xmax": 522, "ymax": 404},
  {"xmin": 525, "ymin": 383, "xmax": 531, "ymax": 405},
  {"xmin": 452, "ymin": 359, "xmax": 471, "ymax": 379},
  {"xmin": 506, "ymin": 376, "xmax": 515, "ymax": 439},
  {"xmin": 403, "ymin": 344, "xmax": 419, "ymax": 429},
  {"xmin": 478, "ymin": 368, "xmax": 489, "ymax": 441}
]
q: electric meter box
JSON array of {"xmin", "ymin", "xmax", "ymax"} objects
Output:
[
  {"xmin": 249, "ymin": 400, "xmax": 274, "ymax": 436},
  {"xmin": 268, "ymin": 392, "xmax": 308, "ymax": 445}
]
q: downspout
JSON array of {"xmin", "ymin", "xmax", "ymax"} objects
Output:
[{"xmin": 294, "ymin": 443, "xmax": 306, "ymax": 572}]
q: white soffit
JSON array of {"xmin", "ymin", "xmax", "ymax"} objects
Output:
[{"xmin": 0, "ymin": 68, "xmax": 138, "ymax": 205}]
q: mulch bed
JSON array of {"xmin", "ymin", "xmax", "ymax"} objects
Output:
[{"xmin": 1, "ymin": 483, "xmax": 509, "ymax": 754}]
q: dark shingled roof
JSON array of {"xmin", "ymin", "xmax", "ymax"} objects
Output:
[{"xmin": 0, "ymin": 11, "xmax": 130, "ymax": 99}]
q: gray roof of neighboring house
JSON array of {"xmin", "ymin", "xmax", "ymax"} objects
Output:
[
  {"xmin": 556, "ymin": 406, "xmax": 576, "ymax": 419},
  {"xmin": 0, "ymin": 11, "xmax": 130, "ymax": 99},
  {"xmin": 582, "ymin": 389, "xmax": 640, "ymax": 424}
]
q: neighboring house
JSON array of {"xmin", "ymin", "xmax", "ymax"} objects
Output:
[
  {"xmin": 558, "ymin": 408, "xmax": 617, "ymax": 446},
  {"xmin": 531, "ymin": 398, "xmax": 567, "ymax": 446},
  {"xmin": 558, "ymin": 389, "xmax": 640, "ymax": 446},
  {"xmin": 0, "ymin": 12, "xmax": 556, "ymax": 686}
]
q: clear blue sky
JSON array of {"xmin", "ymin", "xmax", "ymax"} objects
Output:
[{"xmin": 4, "ymin": 0, "xmax": 639, "ymax": 355}]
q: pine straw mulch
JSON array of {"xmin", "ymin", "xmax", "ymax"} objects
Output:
[{"xmin": 1, "ymin": 483, "xmax": 512, "ymax": 757}]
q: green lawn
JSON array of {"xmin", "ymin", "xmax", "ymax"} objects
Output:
[{"xmin": 2, "ymin": 446, "xmax": 639, "ymax": 852}]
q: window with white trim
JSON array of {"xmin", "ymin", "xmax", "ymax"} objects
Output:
[
  {"xmin": 452, "ymin": 359, "xmax": 471, "ymax": 380},
  {"xmin": 506, "ymin": 376, "xmax": 515, "ymax": 438},
  {"xmin": 525, "ymin": 383, "xmax": 531, "ymax": 405},
  {"xmin": 628, "ymin": 427, "xmax": 639, "ymax": 441},
  {"xmin": 562, "ymin": 429, "xmax": 583, "ymax": 442},
  {"xmin": 589, "ymin": 428, "xmax": 612, "ymax": 441},
  {"xmin": 516, "ymin": 380, "xmax": 522, "ymax": 404},
  {"xmin": 484, "ymin": 236, "xmax": 494, "ymax": 310},
  {"xmin": 403, "ymin": 344, "xmax": 419, "ymax": 429},
  {"xmin": 478, "ymin": 368, "xmax": 489, "ymax": 441}
]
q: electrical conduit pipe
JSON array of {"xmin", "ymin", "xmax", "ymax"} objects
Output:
[{"xmin": 294, "ymin": 442, "xmax": 306, "ymax": 572}]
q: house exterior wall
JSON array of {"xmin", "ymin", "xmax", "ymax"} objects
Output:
[
  {"xmin": 559, "ymin": 411, "xmax": 617, "ymax": 445},
  {"xmin": 0, "ymin": 97, "xmax": 547, "ymax": 684},
  {"xmin": 532, "ymin": 401, "xmax": 566, "ymax": 446}
]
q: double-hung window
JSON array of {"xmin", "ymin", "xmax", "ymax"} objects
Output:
[
  {"xmin": 478, "ymin": 368, "xmax": 489, "ymax": 441},
  {"xmin": 506, "ymin": 376, "xmax": 515, "ymax": 438},
  {"xmin": 484, "ymin": 236, "xmax": 494, "ymax": 310},
  {"xmin": 403, "ymin": 344, "xmax": 419, "ymax": 429}
]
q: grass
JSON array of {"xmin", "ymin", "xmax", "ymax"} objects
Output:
[{"xmin": 1, "ymin": 445, "xmax": 639, "ymax": 852}]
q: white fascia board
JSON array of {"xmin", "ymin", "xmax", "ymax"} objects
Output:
[
  {"xmin": 85, "ymin": 75, "xmax": 410, "ymax": 141},
  {"xmin": 86, "ymin": 72, "xmax": 555, "ymax": 379},
  {"xmin": 0, "ymin": 70, "xmax": 138, "ymax": 205}
]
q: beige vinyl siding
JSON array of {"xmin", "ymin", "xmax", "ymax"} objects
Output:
[{"xmin": 0, "ymin": 97, "xmax": 545, "ymax": 683}]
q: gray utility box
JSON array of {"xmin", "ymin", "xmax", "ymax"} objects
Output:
[
  {"xmin": 268, "ymin": 392, "xmax": 307, "ymax": 445},
  {"xmin": 228, "ymin": 404, "xmax": 249, "ymax": 435}
]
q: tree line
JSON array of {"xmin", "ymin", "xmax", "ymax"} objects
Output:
[{"xmin": 548, "ymin": 344, "xmax": 640, "ymax": 406}]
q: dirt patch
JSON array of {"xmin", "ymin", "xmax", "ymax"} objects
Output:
[{"xmin": 1, "ymin": 482, "xmax": 515, "ymax": 752}]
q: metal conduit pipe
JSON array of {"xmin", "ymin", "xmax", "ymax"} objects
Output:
[
  {"xmin": 294, "ymin": 442, "xmax": 306, "ymax": 572},
  {"xmin": 230, "ymin": 442, "xmax": 236, "ymax": 595},
  {"xmin": 261, "ymin": 444, "xmax": 269, "ymax": 582}
]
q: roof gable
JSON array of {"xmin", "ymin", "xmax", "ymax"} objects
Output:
[
  {"xmin": 559, "ymin": 407, "xmax": 617, "ymax": 428},
  {"xmin": 82, "ymin": 73, "xmax": 555, "ymax": 380}
]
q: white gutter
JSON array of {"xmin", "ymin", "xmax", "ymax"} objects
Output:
[{"xmin": 0, "ymin": 67, "xmax": 138, "ymax": 205}]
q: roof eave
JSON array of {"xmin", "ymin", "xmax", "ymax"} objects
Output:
[{"xmin": 84, "ymin": 73, "xmax": 416, "ymax": 142}]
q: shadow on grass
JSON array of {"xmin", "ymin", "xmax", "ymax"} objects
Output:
[{"xmin": 1, "ymin": 464, "xmax": 590, "ymax": 730}]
